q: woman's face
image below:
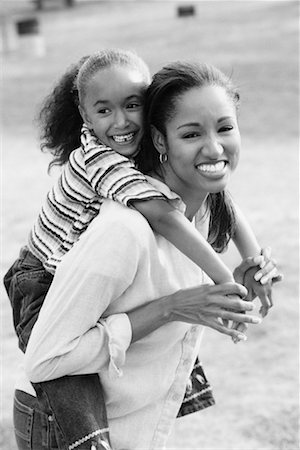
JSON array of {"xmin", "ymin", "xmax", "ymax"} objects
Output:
[{"xmin": 160, "ymin": 85, "xmax": 241, "ymax": 203}]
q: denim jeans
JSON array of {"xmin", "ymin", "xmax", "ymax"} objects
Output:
[
  {"xmin": 4, "ymin": 247, "xmax": 111, "ymax": 450},
  {"xmin": 14, "ymin": 389, "xmax": 65, "ymax": 450}
]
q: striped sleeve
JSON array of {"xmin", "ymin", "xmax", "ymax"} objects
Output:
[{"xmin": 81, "ymin": 126, "xmax": 165, "ymax": 206}]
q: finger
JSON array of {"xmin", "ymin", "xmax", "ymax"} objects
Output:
[
  {"xmin": 257, "ymin": 289, "xmax": 270, "ymax": 310},
  {"xmin": 254, "ymin": 261, "xmax": 277, "ymax": 282},
  {"xmin": 268, "ymin": 290, "xmax": 273, "ymax": 308},
  {"xmin": 224, "ymin": 311, "xmax": 261, "ymax": 324},
  {"xmin": 236, "ymin": 256, "xmax": 264, "ymax": 273},
  {"xmin": 260, "ymin": 267, "xmax": 280, "ymax": 285},
  {"xmin": 272, "ymin": 273, "xmax": 284, "ymax": 283},
  {"xmin": 231, "ymin": 321, "xmax": 249, "ymax": 343},
  {"xmin": 261, "ymin": 247, "xmax": 272, "ymax": 260},
  {"xmin": 205, "ymin": 317, "xmax": 247, "ymax": 341},
  {"xmin": 222, "ymin": 318, "xmax": 230, "ymax": 328},
  {"xmin": 215, "ymin": 307, "xmax": 261, "ymax": 324},
  {"xmin": 236, "ymin": 322, "xmax": 248, "ymax": 333},
  {"xmin": 257, "ymin": 295, "xmax": 270, "ymax": 317},
  {"xmin": 221, "ymin": 282, "xmax": 248, "ymax": 299},
  {"xmin": 222, "ymin": 296, "xmax": 254, "ymax": 313}
]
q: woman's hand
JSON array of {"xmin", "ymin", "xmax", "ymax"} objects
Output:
[
  {"xmin": 234, "ymin": 247, "xmax": 282, "ymax": 286},
  {"xmin": 166, "ymin": 282, "xmax": 261, "ymax": 342}
]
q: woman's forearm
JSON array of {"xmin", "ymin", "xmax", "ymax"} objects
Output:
[
  {"xmin": 127, "ymin": 295, "xmax": 171, "ymax": 343},
  {"xmin": 127, "ymin": 282, "xmax": 260, "ymax": 344}
]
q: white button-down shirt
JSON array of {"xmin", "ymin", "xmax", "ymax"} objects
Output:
[{"xmin": 24, "ymin": 177, "xmax": 209, "ymax": 450}]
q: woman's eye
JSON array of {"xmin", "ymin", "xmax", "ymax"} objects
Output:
[
  {"xmin": 127, "ymin": 103, "xmax": 141, "ymax": 109},
  {"xmin": 183, "ymin": 132, "xmax": 200, "ymax": 139}
]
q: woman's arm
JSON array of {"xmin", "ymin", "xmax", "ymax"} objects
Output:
[
  {"xmin": 25, "ymin": 214, "xmax": 141, "ymax": 382},
  {"xmin": 128, "ymin": 282, "xmax": 261, "ymax": 343}
]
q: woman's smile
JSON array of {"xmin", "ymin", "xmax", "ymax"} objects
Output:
[{"xmin": 195, "ymin": 160, "xmax": 227, "ymax": 177}]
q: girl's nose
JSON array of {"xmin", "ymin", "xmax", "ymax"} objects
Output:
[
  {"xmin": 114, "ymin": 109, "xmax": 129, "ymax": 128},
  {"xmin": 202, "ymin": 137, "xmax": 223, "ymax": 159}
]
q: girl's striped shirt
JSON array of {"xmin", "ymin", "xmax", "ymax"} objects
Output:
[{"xmin": 28, "ymin": 125, "xmax": 164, "ymax": 274}]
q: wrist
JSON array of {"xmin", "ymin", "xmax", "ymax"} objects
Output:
[{"xmin": 161, "ymin": 294, "xmax": 174, "ymax": 323}]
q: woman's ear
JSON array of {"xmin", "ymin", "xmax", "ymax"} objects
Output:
[
  {"xmin": 151, "ymin": 125, "xmax": 167, "ymax": 158},
  {"xmin": 78, "ymin": 105, "xmax": 92, "ymax": 128}
]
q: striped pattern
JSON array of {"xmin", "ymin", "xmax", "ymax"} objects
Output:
[{"xmin": 28, "ymin": 125, "xmax": 164, "ymax": 273}]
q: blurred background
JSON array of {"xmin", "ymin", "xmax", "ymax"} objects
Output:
[{"xmin": 1, "ymin": 1, "xmax": 299, "ymax": 449}]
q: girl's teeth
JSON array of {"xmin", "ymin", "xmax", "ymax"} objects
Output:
[
  {"xmin": 197, "ymin": 161, "xmax": 225, "ymax": 172},
  {"xmin": 112, "ymin": 133, "xmax": 134, "ymax": 143}
]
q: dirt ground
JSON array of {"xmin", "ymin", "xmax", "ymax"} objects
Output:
[{"xmin": 1, "ymin": 1, "xmax": 299, "ymax": 449}]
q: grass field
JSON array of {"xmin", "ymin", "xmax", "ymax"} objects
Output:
[{"xmin": 1, "ymin": 1, "xmax": 299, "ymax": 449}]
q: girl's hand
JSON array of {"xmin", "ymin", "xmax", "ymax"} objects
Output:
[
  {"xmin": 231, "ymin": 252, "xmax": 283, "ymax": 341},
  {"xmin": 242, "ymin": 266, "xmax": 273, "ymax": 317},
  {"xmin": 231, "ymin": 269, "xmax": 273, "ymax": 341}
]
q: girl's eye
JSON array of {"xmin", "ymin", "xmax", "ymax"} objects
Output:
[
  {"xmin": 219, "ymin": 125, "xmax": 233, "ymax": 132},
  {"xmin": 98, "ymin": 108, "xmax": 110, "ymax": 115}
]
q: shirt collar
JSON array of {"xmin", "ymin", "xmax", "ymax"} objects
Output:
[
  {"xmin": 145, "ymin": 175, "xmax": 210, "ymax": 236},
  {"xmin": 145, "ymin": 175, "xmax": 186, "ymax": 215}
]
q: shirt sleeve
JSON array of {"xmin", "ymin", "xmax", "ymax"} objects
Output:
[
  {"xmin": 81, "ymin": 125, "xmax": 165, "ymax": 206},
  {"xmin": 100, "ymin": 313, "xmax": 132, "ymax": 378},
  {"xmin": 24, "ymin": 214, "xmax": 140, "ymax": 383}
]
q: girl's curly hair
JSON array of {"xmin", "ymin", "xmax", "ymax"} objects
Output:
[{"xmin": 38, "ymin": 56, "xmax": 89, "ymax": 169}]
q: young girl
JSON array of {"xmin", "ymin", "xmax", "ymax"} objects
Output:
[{"xmin": 4, "ymin": 49, "xmax": 277, "ymax": 450}]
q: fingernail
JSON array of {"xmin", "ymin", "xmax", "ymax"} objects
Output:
[
  {"xmin": 238, "ymin": 334, "xmax": 247, "ymax": 341},
  {"xmin": 260, "ymin": 276, "xmax": 268, "ymax": 284},
  {"xmin": 252, "ymin": 317, "xmax": 262, "ymax": 324},
  {"xmin": 253, "ymin": 256, "xmax": 261, "ymax": 264},
  {"xmin": 254, "ymin": 272, "xmax": 262, "ymax": 281}
]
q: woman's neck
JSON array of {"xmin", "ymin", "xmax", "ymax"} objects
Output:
[{"xmin": 149, "ymin": 170, "xmax": 208, "ymax": 221}]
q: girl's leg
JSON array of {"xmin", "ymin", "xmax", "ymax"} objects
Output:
[
  {"xmin": 177, "ymin": 358, "xmax": 215, "ymax": 417},
  {"xmin": 13, "ymin": 389, "xmax": 66, "ymax": 450},
  {"xmin": 33, "ymin": 376, "xmax": 111, "ymax": 450}
]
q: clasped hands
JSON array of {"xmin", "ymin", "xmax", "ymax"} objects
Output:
[{"xmin": 229, "ymin": 247, "xmax": 283, "ymax": 341}]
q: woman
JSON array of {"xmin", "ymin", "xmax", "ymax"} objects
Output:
[{"xmin": 23, "ymin": 61, "xmax": 271, "ymax": 450}]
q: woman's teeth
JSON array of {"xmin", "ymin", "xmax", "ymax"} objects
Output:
[
  {"xmin": 197, "ymin": 161, "xmax": 226, "ymax": 172},
  {"xmin": 112, "ymin": 132, "xmax": 134, "ymax": 143}
]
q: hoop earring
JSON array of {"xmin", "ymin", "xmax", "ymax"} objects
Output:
[{"xmin": 159, "ymin": 153, "xmax": 168, "ymax": 164}]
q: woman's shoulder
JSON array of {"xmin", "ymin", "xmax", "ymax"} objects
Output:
[{"xmin": 89, "ymin": 199, "xmax": 154, "ymax": 242}]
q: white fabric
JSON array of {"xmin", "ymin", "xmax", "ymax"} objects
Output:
[{"xmin": 23, "ymin": 177, "xmax": 209, "ymax": 450}]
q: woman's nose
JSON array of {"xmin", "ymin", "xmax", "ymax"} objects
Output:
[{"xmin": 201, "ymin": 137, "xmax": 223, "ymax": 159}]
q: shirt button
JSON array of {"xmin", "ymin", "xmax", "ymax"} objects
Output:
[{"xmin": 172, "ymin": 393, "xmax": 180, "ymax": 402}]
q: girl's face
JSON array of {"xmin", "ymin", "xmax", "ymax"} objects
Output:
[
  {"xmin": 159, "ymin": 85, "xmax": 241, "ymax": 204},
  {"xmin": 80, "ymin": 66, "xmax": 149, "ymax": 157}
]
